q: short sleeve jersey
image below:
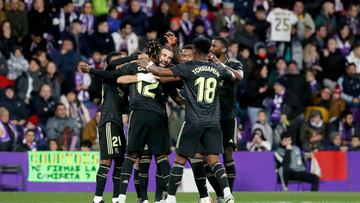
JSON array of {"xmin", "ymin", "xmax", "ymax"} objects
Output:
[
  {"xmin": 219, "ymin": 58, "xmax": 244, "ymax": 119},
  {"xmin": 125, "ymin": 63, "xmax": 167, "ymax": 116},
  {"xmin": 266, "ymin": 8, "xmax": 298, "ymax": 42},
  {"xmin": 170, "ymin": 60, "xmax": 232, "ymax": 126}
]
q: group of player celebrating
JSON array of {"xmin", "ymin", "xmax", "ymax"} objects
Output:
[{"xmin": 79, "ymin": 31, "xmax": 244, "ymax": 203}]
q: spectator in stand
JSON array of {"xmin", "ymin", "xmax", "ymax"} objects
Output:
[
  {"xmin": 0, "ymin": 86, "xmax": 27, "ymax": 129},
  {"xmin": 196, "ymin": 3, "xmax": 213, "ymax": 37},
  {"xmin": 267, "ymin": 80, "xmax": 287, "ymax": 125},
  {"xmin": 45, "ymin": 103, "xmax": 80, "ymax": 150},
  {"xmin": 80, "ymin": 140, "xmax": 92, "ymax": 151},
  {"xmin": 27, "ymin": 0, "xmax": 52, "ymax": 36},
  {"xmin": 6, "ymin": 46, "xmax": 28, "ymax": 80},
  {"xmin": 300, "ymin": 110, "xmax": 326, "ymax": 145},
  {"xmin": 338, "ymin": 63, "xmax": 360, "ymax": 106},
  {"xmin": 302, "ymin": 129, "xmax": 325, "ymax": 152},
  {"xmin": 277, "ymin": 26, "xmax": 303, "ymax": 70},
  {"xmin": 252, "ymin": 110, "xmax": 273, "ymax": 147},
  {"xmin": 179, "ymin": 0, "xmax": 200, "ymax": 21},
  {"xmin": 15, "ymin": 57, "xmax": 43, "ymax": 104},
  {"xmin": 79, "ymin": 1, "xmax": 95, "ymax": 35},
  {"xmin": 334, "ymin": 24, "xmax": 353, "ymax": 58},
  {"xmin": 90, "ymin": 21, "xmax": 115, "ymax": 55},
  {"xmin": 52, "ymin": 0, "xmax": 77, "ymax": 39},
  {"xmin": 247, "ymin": 64, "xmax": 270, "ymax": 125},
  {"xmin": 42, "ymin": 61, "xmax": 62, "ymax": 101},
  {"xmin": 327, "ymin": 110, "xmax": 359, "ymax": 145},
  {"xmin": 305, "ymin": 69, "xmax": 321, "ymax": 95},
  {"xmin": 214, "ymin": 2, "xmax": 241, "ymax": 38},
  {"xmin": 179, "ymin": 12, "xmax": 193, "ymax": 44},
  {"xmin": 307, "ymin": 25, "xmax": 327, "ymax": 53},
  {"xmin": 75, "ymin": 62, "xmax": 91, "ymax": 102},
  {"xmin": 5, "ymin": 0, "xmax": 28, "ymax": 41},
  {"xmin": 82, "ymin": 110, "xmax": 100, "ymax": 150},
  {"xmin": 303, "ymin": 43, "xmax": 322, "ymax": 79},
  {"xmin": 253, "ymin": 5, "xmax": 269, "ymax": 42},
  {"xmin": 50, "ymin": 38, "xmax": 80, "ymax": 91},
  {"xmin": 122, "ymin": 0, "xmax": 148, "ymax": 36},
  {"xmin": 62, "ymin": 20, "xmax": 92, "ymax": 58},
  {"xmin": 238, "ymin": 47, "xmax": 253, "ymax": 76},
  {"xmin": 293, "ymin": 0, "xmax": 315, "ymax": 40},
  {"xmin": 321, "ymin": 38, "xmax": 346, "ymax": 88},
  {"xmin": 0, "ymin": 20, "xmax": 16, "ymax": 59},
  {"xmin": 326, "ymin": 132, "xmax": 348, "ymax": 152},
  {"xmin": 190, "ymin": 19, "xmax": 209, "ymax": 39},
  {"xmin": 0, "ymin": 52, "xmax": 8, "ymax": 77},
  {"xmin": 273, "ymin": 113, "xmax": 290, "ymax": 147},
  {"xmin": 107, "ymin": 7, "xmax": 122, "ymax": 34},
  {"xmin": 339, "ymin": 3, "xmax": 360, "ymax": 38},
  {"xmin": 275, "ymin": 132, "xmax": 320, "ymax": 191},
  {"xmin": 48, "ymin": 138, "xmax": 60, "ymax": 151},
  {"xmin": 253, "ymin": 42, "xmax": 269, "ymax": 65},
  {"xmin": 227, "ymin": 41, "xmax": 239, "ymax": 59},
  {"xmin": 35, "ymin": 50, "xmax": 50, "ymax": 71},
  {"xmin": 246, "ymin": 128, "xmax": 271, "ymax": 152},
  {"xmin": 349, "ymin": 136, "xmax": 360, "ymax": 151},
  {"xmin": 0, "ymin": 107, "xmax": 18, "ymax": 151},
  {"xmin": 346, "ymin": 44, "xmax": 360, "ymax": 73},
  {"xmin": 0, "ymin": 0, "xmax": 6, "ymax": 25},
  {"xmin": 13, "ymin": 129, "xmax": 37, "ymax": 151},
  {"xmin": 315, "ymin": 1, "xmax": 337, "ymax": 36},
  {"xmin": 236, "ymin": 19, "xmax": 259, "ymax": 51},
  {"xmin": 23, "ymin": 115, "xmax": 46, "ymax": 150},
  {"xmin": 112, "ymin": 21, "xmax": 138, "ymax": 55},
  {"xmin": 21, "ymin": 32, "xmax": 47, "ymax": 59},
  {"xmin": 329, "ymin": 85, "xmax": 346, "ymax": 122},
  {"xmin": 282, "ymin": 61, "xmax": 311, "ymax": 121},
  {"xmin": 149, "ymin": 0, "xmax": 173, "ymax": 39},
  {"xmin": 60, "ymin": 90, "xmax": 90, "ymax": 129},
  {"xmin": 312, "ymin": 86, "xmax": 331, "ymax": 109},
  {"xmin": 138, "ymin": 27, "xmax": 158, "ymax": 51},
  {"xmin": 30, "ymin": 84, "xmax": 56, "ymax": 127}
]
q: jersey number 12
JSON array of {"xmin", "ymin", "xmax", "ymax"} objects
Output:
[
  {"xmin": 137, "ymin": 81, "xmax": 159, "ymax": 99},
  {"xmin": 195, "ymin": 77, "xmax": 217, "ymax": 103}
]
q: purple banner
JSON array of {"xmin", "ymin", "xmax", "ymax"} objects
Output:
[{"xmin": 0, "ymin": 152, "xmax": 360, "ymax": 192}]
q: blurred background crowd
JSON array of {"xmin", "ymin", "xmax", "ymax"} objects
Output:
[{"xmin": 0, "ymin": 0, "xmax": 360, "ymax": 154}]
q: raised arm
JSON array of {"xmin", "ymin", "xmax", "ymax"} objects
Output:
[
  {"xmin": 78, "ymin": 61, "xmax": 129, "ymax": 81},
  {"xmin": 208, "ymin": 53, "xmax": 243, "ymax": 81},
  {"xmin": 165, "ymin": 32, "xmax": 182, "ymax": 64},
  {"xmin": 136, "ymin": 59, "xmax": 175, "ymax": 77}
]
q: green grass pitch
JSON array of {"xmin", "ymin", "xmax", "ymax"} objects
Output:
[{"xmin": 1, "ymin": 192, "xmax": 360, "ymax": 203}]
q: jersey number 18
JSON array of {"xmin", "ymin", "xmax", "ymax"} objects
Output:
[{"xmin": 195, "ymin": 77, "xmax": 217, "ymax": 103}]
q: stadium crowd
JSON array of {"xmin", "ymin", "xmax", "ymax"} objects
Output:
[{"xmin": 0, "ymin": 0, "xmax": 360, "ymax": 154}]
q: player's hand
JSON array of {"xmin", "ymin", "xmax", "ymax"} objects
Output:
[
  {"xmin": 137, "ymin": 58, "xmax": 149, "ymax": 68},
  {"xmin": 207, "ymin": 53, "xmax": 221, "ymax": 64},
  {"xmin": 138, "ymin": 53, "xmax": 150, "ymax": 61},
  {"xmin": 165, "ymin": 32, "xmax": 177, "ymax": 46},
  {"xmin": 137, "ymin": 73, "xmax": 159, "ymax": 83},
  {"xmin": 78, "ymin": 61, "xmax": 90, "ymax": 73}
]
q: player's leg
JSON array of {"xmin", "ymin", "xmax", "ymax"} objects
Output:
[
  {"xmin": 189, "ymin": 154, "xmax": 210, "ymax": 202},
  {"xmin": 139, "ymin": 154, "xmax": 152, "ymax": 202},
  {"xmin": 221, "ymin": 118, "xmax": 238, "ymax": 192},
  {"xmin": 134, "ymin": 158, "xmax": 142, "ymax": 203},
  {"xmin": 93, "ymin": 159, "xmax": 111, "ymax": 203},
  {"xmin": 112, "ymin": 157, "xmax": 124, "ymax": 203},
  {"xmin": 203, "ymin": 126, "xmax": 234, "ymax": 203},
  {"xmin": 203, "ymin": 160, "xmax": 223, "ymax": 199},
  {"xmin": 166, "ymin": 154, "xmax": 187, "ymax": 203},
  {"xmin": 119, "ymin": 110, "xmax": 147, "ymax": 202},
  {"xmin": 155, "ymin": 155, "xmax": 171, "ymax": 202}
]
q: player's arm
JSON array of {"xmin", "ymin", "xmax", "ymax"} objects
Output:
[
  {"xmin": 159, "ymin": 76, "xmax": 181, "ymax": 83},
  {"xmin": 169, "ymin": 91, "xmax": 185, "ymax": 106},
  {"xmin": 136, "ymin": 59, "xmax": 175, "ymax": 77},
  {"xmin": 165, "ymin": 32, "xmax": 181, "ymax": 64},
  {"xmin": 208, "ymin": 53, "xmax": 243, "ymax": 81},
  {"xmin": 109, "ymin": 53, "xmax": 140, "ymax": 68},
  {"xmin": 117, "ymin": 73, "xmax": 158, "ymax": 84},
  {"xmin": 79, "ymin": 61, "xmax": 129, "ymax": 81}
]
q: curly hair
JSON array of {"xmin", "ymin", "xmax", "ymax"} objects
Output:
[{"xmin": 143, "ymin": 40, "xmax": 162, "ymax": 59}]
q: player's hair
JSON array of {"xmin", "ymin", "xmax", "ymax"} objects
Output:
[
  {"xmin": 193, "ymin": 37, "xmax": 211, "ymax": 55},
  {"xmin": 213, "ymin": 37, "xmax": 229, "ymax": 49},
  {"xmin": 105, "ymin": 52, "xmax": 123, "ymax": 71},
  {"xmin": 162, "ymin": 46, "xmax": 172, "ymax": 52},
  {"xmin": 144, "ymin": 40, "xmax": 162, "ymax": 58},
  {"xmin": 183, "ymin": 44, "xmax": 194, "ymax": 50}
]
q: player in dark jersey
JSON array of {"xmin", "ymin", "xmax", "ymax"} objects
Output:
[
  {"xmin": 209, "ymin": 37, "xmax": 244, "ymax": 196},
  {"xmin": 88, "ymin": 52, "xmax": 129, "ymax": 203},
  {"xmin": 143, "ymin": 37, "xmax": 242, "ymax": 203}
]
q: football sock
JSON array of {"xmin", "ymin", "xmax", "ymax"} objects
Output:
[
  {"xmin": 119, "ymin": 155, "xmax": 136, "ymax": 195},
  {"xmin": 204, "ymin": 162, "xmax": 223, "ymax": 197},
  {"xmin": 189, "ymin": 158, "xmax": 208, "ymax": 198},
  {"xmin": 139, "ymin": 156, "xmax": 151, "ymax": 201},
  {"xmin": 156, "ymin": 156, "xmax": 171, "ymax": 198},
  {"xmin": 155, "ymin": 168, "xmax": 163, "ymax": 201},
  {"xmin": 225, "ymin": 160, "xmax": 236, "ymax": 192},
  {"xmin": 210, "ymin": 162, "xmax": 229, "ymax": 191},
  {"xmin": 134, "ymin": 164, "xmax": 141, "ymax": 199},
  {"xmin": 112, "ymin": 158, "xmax": 123, "ymax": 198},
  {"xmin": 167, "ymin": 161, "xmax": 184, "ymax": 196},
  {"xmin": 95, "ymin": 164, "xmax": 110, "ymax": 197}
]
